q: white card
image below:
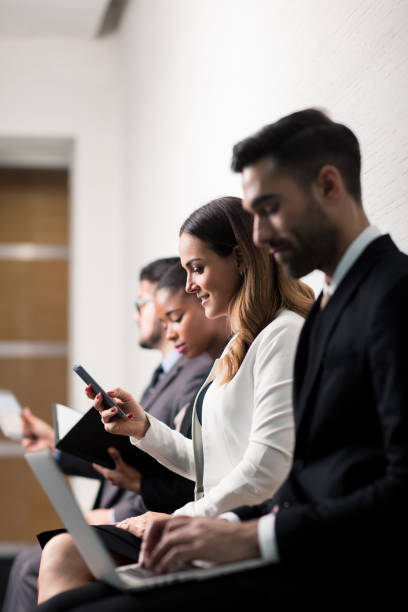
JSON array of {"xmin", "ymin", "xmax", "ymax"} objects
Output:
[{"xmin": 0, "ymin": 390, "xmax": 22, "ymax": 440}]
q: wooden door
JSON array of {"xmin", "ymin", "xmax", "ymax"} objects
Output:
[{"xmin": 0, "ymin": 168, "xmax": 69, "ymax": 542}]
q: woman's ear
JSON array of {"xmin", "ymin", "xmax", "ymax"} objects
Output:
[{"xmin": 233, "ymin": 245, "xmax": 245, "ymax": 276}]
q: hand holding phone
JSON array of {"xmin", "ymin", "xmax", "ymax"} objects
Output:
[{"xmin": 73, "ymin": 365, "xmax": 126, "ymax": 419}]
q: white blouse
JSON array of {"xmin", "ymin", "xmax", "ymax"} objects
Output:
[{"xmin": 131, "ymin": 309, "xmax": 303, "ymax": 517}]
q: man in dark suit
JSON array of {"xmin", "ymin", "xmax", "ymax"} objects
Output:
[
  {"xmin": 147, "ymin": 108, "xmax": 408, "ymax": 586},
  {"xmin": 2, "ymin": 257, "xmax": 212, "ymax": 612}
]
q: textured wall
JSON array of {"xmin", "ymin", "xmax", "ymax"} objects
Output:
[{"xmin": 118, "ymin": 0, "xmax": 408, "ymax": 395}]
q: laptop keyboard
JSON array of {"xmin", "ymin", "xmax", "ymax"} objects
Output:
[{"xmin": 117, "ymin": 563, "xmax": 157, "ymax": 578}]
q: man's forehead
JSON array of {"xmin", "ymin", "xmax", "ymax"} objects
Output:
[
  {"xmin": 241, "ymin": 157, "xmax": 282, "ymax": 209},
  {"xmin": 242, "ymin": 157, "xmax": 280, "ymax": 189},
  {"xmin": 138, "ymin": 279, "xmax": 157, "ymax": 298}
]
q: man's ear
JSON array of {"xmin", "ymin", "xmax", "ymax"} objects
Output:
[
  {"xmin": 233, "ymin": 245, "xmax": 245, "ymax": 275},
  {"xmin": 314, "ymin": 165, "xmax": 344, "ymax": 201}
]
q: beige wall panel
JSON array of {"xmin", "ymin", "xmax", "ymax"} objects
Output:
[
  {"xmin": 0, "ymin": 357, "xmax": 67, "ymax": 424},
  {"xmin": 0, "ymin": 260, "xmax": 68, "ymax": 341},
  {"xmin": 0, "ymin": 168, "xmax": 68, "ymax": 244},
  {"xmin": 0, "ymin": 457, "xmax": 63, "ymax": 542}
]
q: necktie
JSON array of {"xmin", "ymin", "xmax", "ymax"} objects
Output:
[
  {"xmin": 150, "ymin": 364, "xmax": 164, "ymax": 387},
  {"xmin": 140, "ymin": 364, "xmax": 164, "ymax": 405}
]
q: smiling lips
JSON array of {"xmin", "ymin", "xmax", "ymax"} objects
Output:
[
  {"xmin": 175, "ymin": 343, "xmax": 186, "ymax": 354},
  {"xmin": 197, "ymin": 293, "xmax": 210, "ymax": 305}
]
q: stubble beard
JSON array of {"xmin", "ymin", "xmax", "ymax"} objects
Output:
[
  {"xmin": 139, "ymin": 327, "xmax": 163, "ymax": 350},
  {"xmin": 279, "ymin": 200, "xmax": 340, "ymax": 279}
]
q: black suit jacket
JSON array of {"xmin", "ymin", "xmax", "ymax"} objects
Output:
[
  {"xmin": 58, "ymin": 353, "xmax": 212, "ymax": 519},
  {"xmin": 238, "ymin": 235, "xmax": 408, "ymax": 568}
]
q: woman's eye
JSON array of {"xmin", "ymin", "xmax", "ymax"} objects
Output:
[
  {"xmin": 192, "ymin": 266, "xmax": 203, "ymax": 274},
  {"xmin": 173, "ymin": 315, "xmax": 183, "ymax": 323}
]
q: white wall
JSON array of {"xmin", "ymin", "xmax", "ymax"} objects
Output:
[
  {"xmin": 118, "ymin": 0, "xmax": 408, "ymax": 396},
  {"xmin": 0, "ymin": 36, "xmax": 125, "ymax": 411},
  {"xmin": 1, "ymin": 1, "xmax": 406, "ymax": 403}
]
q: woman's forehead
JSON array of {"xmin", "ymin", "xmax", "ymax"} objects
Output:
[
  {"xmin": 178, "ymin": 233, "xmax": 209, "ymax": 262},
  {"xmin": 155, "ymin": 286, "xmax": 190, "ymax": 309}
]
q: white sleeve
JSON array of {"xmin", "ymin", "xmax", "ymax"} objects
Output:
[
  {"xmin": 130, "ymin": 414, "xmax": 196, "ymax": 481},
  {"xmin": 173, "ymin": 316, "xmax": 300, "ymax": 517},
  {"xmin": 258, "ymin": 513, "xmax": 280, "ymax": 562}
]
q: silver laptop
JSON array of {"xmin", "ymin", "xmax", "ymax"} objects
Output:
[{"xmin": 25, "ymin": 449, "xmax": 270, "ymax": 592}]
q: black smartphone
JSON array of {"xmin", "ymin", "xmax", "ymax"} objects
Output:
[{"xmin": 72, "ymin": 364, "xmax": 126, "ymax": 419}]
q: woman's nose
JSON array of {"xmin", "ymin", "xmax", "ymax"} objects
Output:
[
  {"xmin": 166, "ymin": 324, "xmax": 177, "ymax": 341},
  {"xmin": 185, "ymin": 274, "xmax": 197, "ymax": 294}
]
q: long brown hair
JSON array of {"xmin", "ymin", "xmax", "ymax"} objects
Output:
[{"xmin": 180, "ymin": 196, "xmax": 314, "ymax": 383}]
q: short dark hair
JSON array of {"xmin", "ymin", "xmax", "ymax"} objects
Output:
[
  {"xmin": 231, "ymin": 108, "xmax": 362, "ymax": 201},
  {"xmin": 156, "ymin": 261, "xmax": 188, "ymax": 293},
  {"xmin": 139, "ymin": 257, "xmax": 180, "ymax": 284}
]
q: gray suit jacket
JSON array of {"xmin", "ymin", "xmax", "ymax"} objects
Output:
[{"xmin": 59, "ymin": 353, "xmax": 213, "ymax": 520}]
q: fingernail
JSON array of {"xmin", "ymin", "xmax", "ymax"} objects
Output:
[
  {"xmin": 108, "ymin": 390, "xmax": 115, "ymax": 396},
  {"xmin": 127, "ymin": 413, "xmax": 134, "ymax": 420},
  {"xmin": 114, "ymin": 522, "xmax": 119, "ymax": 526},
  {"xmin": 110, "ymin": 407, "xmax": 116, "ymax": 413},
  {"xmin": 97, "ymin": 393, "xmax": 102, "ymax": 399}
]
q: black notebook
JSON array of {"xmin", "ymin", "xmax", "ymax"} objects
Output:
[{"xmin": 53, "ymin": 403, "xmax": 167, "ymax": 476}]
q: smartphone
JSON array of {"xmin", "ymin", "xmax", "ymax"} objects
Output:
[{"xmin": 72, "ymin": 364, "xmax": 126, "ymax": 419}]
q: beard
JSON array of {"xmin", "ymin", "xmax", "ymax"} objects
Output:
[
  {"xmin": 274, "ymin": 197, "xmax": 340, "ymax": 279},
  {"xmin": 138, "ymin": 326, "xmax": 163, "ymax": 350}
]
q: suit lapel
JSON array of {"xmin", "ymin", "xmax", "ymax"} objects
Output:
[
  {"xmin": 295, "ymin": 235, "xmax": 395, "ymax": 429},
  {"xmin": 293, "ymin": 298, "xmax": 321, "ymax": 409},
  {"xmin": 142, "ymin": 358, "xmax": 185, "ymax": 412},
  {"xmin": 192, "ymin": 358, "xmax": 219, "ymax": 500}
]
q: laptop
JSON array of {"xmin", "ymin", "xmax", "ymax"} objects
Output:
[{"xmin": 25, "ymin": 449, "xmax": 271, "ymax": 592}]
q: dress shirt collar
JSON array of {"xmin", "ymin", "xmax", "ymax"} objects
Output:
[
  {"xmin": 322, "ymin": 225, "xmax": 381, "ymax": 297},
  {"xmin": 161, "ymin": 347, "xmax": 182, "ymax": 374}
]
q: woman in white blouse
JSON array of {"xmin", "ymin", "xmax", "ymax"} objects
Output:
[
  {"xmin": 92, "ymin": 196, "xmax": 314, "ymax": 526},
  {"xmin": 37, "ymin": 197, "xmax": 314, "ymax": 600}
]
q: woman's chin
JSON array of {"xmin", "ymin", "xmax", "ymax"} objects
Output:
[
  {"xmin": 203, "ymin": 306, "xmax": 224, "ymax": 320},
  {"xmin": 203, "ymin": 304, "xmax": 216, "ymax": 318}
]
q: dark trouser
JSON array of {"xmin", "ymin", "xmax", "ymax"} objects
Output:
[
  {"xmin": 34, "ymin": 564, "xmax": 312, "ymax": 612},
  {"xmin": 34, "ymin": 558, "xmax": 404, "ymax": 612},
  {"xmin": 2, "ymin": 544, "xmax": 42, "ymax": 612}
]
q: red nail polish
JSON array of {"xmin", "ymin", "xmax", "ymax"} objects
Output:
[{"xmin": 127, "ymin": 413, "xmax": 134, "ymax": 420}]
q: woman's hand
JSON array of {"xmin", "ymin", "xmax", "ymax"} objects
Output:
[
  {"xmin": 115, "ymin": 512, "xmax": 170, "ymax": 538},
  {"xmin": 85, "ymin": 385, "xmax": 149, "ymax": 439}
]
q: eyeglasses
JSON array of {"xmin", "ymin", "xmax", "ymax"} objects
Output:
[{"xmin": 134, "ymin": 297, "xmax": 155, "ymax": 313}]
